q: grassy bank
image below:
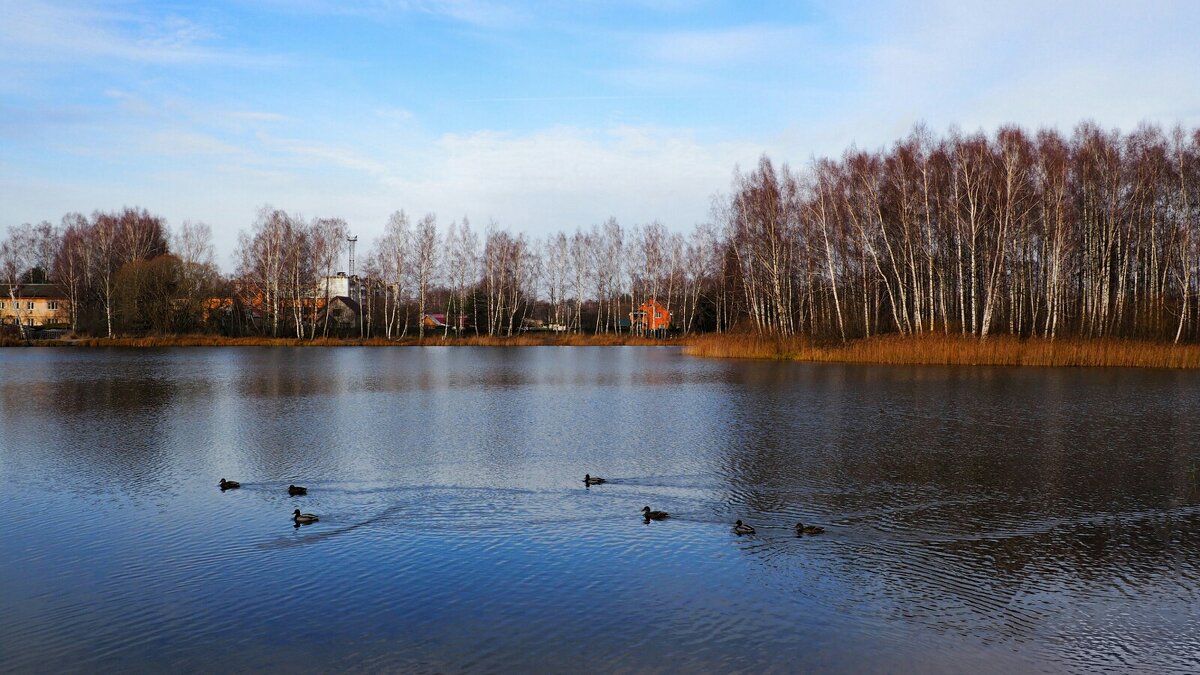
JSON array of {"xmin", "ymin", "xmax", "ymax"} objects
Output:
[
  {"xmin": 8, "ymin": 331, "xmax": 1200, "ymax": 368},
  {"xmin": 7, "ymin": 333, "xmax": 671, "ymax": 348},
  {"xmin": 682, "ymin": 333, "xmax": 1200, "ymax": 368}
]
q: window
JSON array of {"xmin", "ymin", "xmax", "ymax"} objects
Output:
[
  {"xmin": 0, "ymin": 301, "xmax": 4, "ymax": 309},
  {"xmin": 26, "ymin": 317, "xmax": 33, "ymax": 326},
  {"xmin": 48, "ymin": 301, "xmax": 59, "ymax": 310},
  {"xmin": 26, "ymin": 301, "xmax": 34, "ymax": 310}
]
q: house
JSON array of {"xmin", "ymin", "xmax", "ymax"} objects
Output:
[
  {"xmin": 322, "ymin": 296, "xmax": 361, "ymax": 330},
  {"xmin": 1, "ymin": 284, "xmax": 70, "ymax": 329},
  {"xmin": 315, "ymin": 272, "xmax": 365, "ymax": 300},
  {"xmin": 629, "ymin": 298, "xmax": 671, "ymax": 333},
  {"xmin": 422, "ymin": 313, "xmax": 470, "ymax": 332}
]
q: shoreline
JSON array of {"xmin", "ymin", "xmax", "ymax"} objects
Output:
[
  {"xmin": 683, "ymin": 333, "xmax": 1200, "ymax": 369},
  {"xmin": 0, "ymin": 333, "xmax": 673, "ymax": 349},
  {"xmin": 5, "ymin": 332, "xmax": 1200, "ymax": 368}
]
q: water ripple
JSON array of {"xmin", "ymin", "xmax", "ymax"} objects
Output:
[{"xmin": 2, "ymin": 348, "xmax": 1198, "ymax": 673}]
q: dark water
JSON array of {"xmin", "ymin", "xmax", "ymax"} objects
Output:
[{"xmin": 1, "ymin": 347, "xmax": 1198, "ymax": 673}]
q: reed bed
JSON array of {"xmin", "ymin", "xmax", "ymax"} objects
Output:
[
  {"xmin": 12, "ymin": 332, "xmax": 1200, "ymax": 367},
  {"xmin": 682, "ymin": 333, "xmax": 1200, "ymax": 368}
]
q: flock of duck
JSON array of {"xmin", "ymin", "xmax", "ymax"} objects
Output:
[
  {"xmin": 218, "ymin": 478, "xmax": 318, "ymax": 525},
  {"xmin": 218, "ymin": 473, "xmax": 826, "ymax": 536},
  {"xmin": 590, "ymin": 474, "xmax": 825, "ymax": 536}
]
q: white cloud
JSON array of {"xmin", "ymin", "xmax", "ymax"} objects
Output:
[
  {"xmin": 0, "ymin": 0, "xmax": 278, "ymax": 66},
  {"xmin": 7, "ymin": 0, "xmax": 1200, "ymax": 272},
  {"xmin": 837, "ymin": 0, "xmax": 1200, "ymax": 136},
  {"xmin": 644, "ymin": 24, "xmax": 816, "ymax": 66},
  {"xmin": 226, "ymin": 111, "xmax": 289, "ymax": 123},
  {"xmin": 376, "ymin": 125, "xmax": 761, "ymax": 236},
  {"xmin": 249, "ymin": 0, "xmax": 524, "ymax": 28},
  {"xmin": 256, "ymin": 133, "xmax": 390, "ymax": 175},
  {"xmin": 142, "ymin": 130, "xmax": 248, "ymax": 158}
]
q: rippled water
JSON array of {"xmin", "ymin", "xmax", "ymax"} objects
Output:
[{"xmin": 1, "ymin": 346, "xmax": 1198, "ymax": 673}]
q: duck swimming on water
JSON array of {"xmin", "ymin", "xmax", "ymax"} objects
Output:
[
  {"xmin": 641, "ymin": 506, "xmax": 669, "ymax": 520},
  {"xmin": 733, "ymin": 520, "xmax": 756, "ymax": 535},
  {"xmin": 583, "ymin": 474, "xmax": 606, "ymax": 486},
  {"xmin": 288, "ymin": 485, "xmax": 308, "ymax": 496},
  {"xmin": 293, "ymin": 509, "xmax": 319, "ymax": 524},
  {"xmin": 218, "ymin": 478, "xmax": 240, "ymax": 490},
  {"xmin": 796, "ymin": 522, "xmax": 825, "ymax": 535}
]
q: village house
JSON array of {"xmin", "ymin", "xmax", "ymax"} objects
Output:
[
  {"xmin": 322, "ymin": 296, "xmax": 362, "ymax": 331},
  {"xmin": 1, "ymin": 284, "xmax": 70, "ymax": 329},
  {"xmin": 316, "ymin": 272, "xmax": 365, "ymax": 300},
  {"xmin": 630, "ymin": 298, "xmax": 672, "ymax": 334},
  {"xmin": 204, "ymin": 273, "xmax": 371, "ymax": 331},
  {"xmin": 421, "ymin": 313, "xmax": 471, "ymax": 332}
]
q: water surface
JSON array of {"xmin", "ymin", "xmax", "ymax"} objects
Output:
[{"xmin": 1, "ymin": 347, "xmax": 1198, "ymax": 673}]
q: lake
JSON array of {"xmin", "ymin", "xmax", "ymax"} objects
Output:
[{"xmin": 1, "ymin": 346, "xmax": 1198, "ymax": 673}]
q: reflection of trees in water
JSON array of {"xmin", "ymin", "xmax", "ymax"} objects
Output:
[
  {"xmin": 3, "ymin": 367, "xmax": 190, "ymax": 496},
  {"xmin": 711, "ymin": 363, "xmax": 1200, "ymax": 666},
  {"xmin": 717, "ymin": 365, "xmax": 1199, "ymax": 515}
]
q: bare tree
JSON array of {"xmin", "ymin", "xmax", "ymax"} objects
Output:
[
  {"xmin": 172, "ymin": 221, "xmax": 220, "ymax": 332},
  {"xmin": 413, "ymin": 213, "xmax": 439, "ymax": 339},
  {"xmin": 1, "ymin": 226, "xmax": 33, "ymax": 338},
  {"xmin": 310, "ymin": 217, "xmax": 348, "ymax": 337},
  {"xmin": 54, "ymin": 213, "xmax": 91, "ymax": 333}
]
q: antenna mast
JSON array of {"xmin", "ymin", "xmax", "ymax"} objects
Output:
[{"xmin": 347, "ymin": 235, "xmax": 358, "ymax": 277}]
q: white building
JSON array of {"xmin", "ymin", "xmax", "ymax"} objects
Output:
[{"xmin": 315, "ymin": 272, "xmax": 362, "ymax": 299}]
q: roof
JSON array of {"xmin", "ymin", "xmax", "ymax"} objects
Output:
[
  {"xmin": 330, "ymin": 296, "xmax": 361, "ymax": 313},
  {"xmin": 1, "ymin": 283, "xmax": 67, "ymax": 299}
]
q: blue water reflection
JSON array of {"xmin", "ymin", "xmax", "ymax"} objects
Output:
[{"xmin": 1, "ymin": 347, "xmax": 1198, "ymax": 672}]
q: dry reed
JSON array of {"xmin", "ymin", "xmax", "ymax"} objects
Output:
[
  {"xmin": 10, "ymin": 332, "xmax": 1198, "ymax": 367},
  {"xmin": 682, "ymin": 333, "xmax": 1200, "ymax": 368}
]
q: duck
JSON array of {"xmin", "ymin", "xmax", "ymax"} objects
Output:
[
  {"xmin": 733, "ymin": 519, "xmax": 756, "ymax": 535},
  {"xmin": 583, "ymin": 474, "xmax": 606, "ymax": 486},
  {"xmin": 641, "ymin": 506, "xmax": 669, "ymax": 520},
  {"xmin": 796, "ymin": 522, "xmax": 825, "ymax": 535},
  {"xmin": 292, "ymin": 509, "xmax": 319, "ymax": 524},
  {"xmin": 218, "ymin": 478, "xmax": 240, "ymax": 490},
  {"xmin": 288, "ymin": 484, "xmax": 308, "ymax": 496}
]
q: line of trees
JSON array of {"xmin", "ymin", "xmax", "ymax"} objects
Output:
[
  {"xmin": 728, "ymin": 123, "xmax": 1200, "ymax": 343},
  {"xmin": 3, "ymin": 121, "xmax": 1199, "ymax": 342},
  {"xmin": 3, "ymin": 208, "xmax": 222, "ymax": 337}
]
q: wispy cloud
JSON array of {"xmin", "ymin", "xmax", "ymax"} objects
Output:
[
  {"xmin": 250, "ymin": 0, "xmax": 524, "ymax": 27},
  {"xmin": 835, "ymin": 0, "xmax": 1200, "ymax": 134},
  {"xmin": 0, "ymin": 0, "xmax": 279, "ymax": 66},
  {"xmin": 461, "ymin": 95, "xmax": 655, "ymax": 103},
  {"xmin": 382, "ymin": 124, "xmax": 761, "ymax": 231},
  {"xmin": 643, "ymin": 24, "xmax": 816, "ymax": 66},
  {"xmin": 257, "ymin": 133, "xmax": 389, "ymax": 175},
  {"xmin": 226, "ymin": 111, "xmax": 289, "ymax": 123},
  {"xmin": 601, "ymin": 22, "xmax": 827, "ymax": 95},
  {"xmin": 142, "ymin": 130, "xmax": 249, "ymax": 158},
  {"xmin": 5, "ymin": 0, "xmax": 1200, "ymax": 271}
]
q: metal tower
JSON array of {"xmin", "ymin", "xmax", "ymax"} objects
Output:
[{"xmin": 347, "ymin": 235, "xmax": 358, "ymax": 277}]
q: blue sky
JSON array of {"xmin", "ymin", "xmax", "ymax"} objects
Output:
[{"xmin": 3, "ymin": 0, "xmax": 1200, "ymax": 268}]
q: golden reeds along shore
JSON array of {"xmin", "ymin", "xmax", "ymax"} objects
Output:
[
  {"xmin": 5, "ymin": 332, "xmax": 1200, "ymax": 368},
  {"xmin": 681, "ymin": 333, "xmax": 1200, "ymax": 369}
]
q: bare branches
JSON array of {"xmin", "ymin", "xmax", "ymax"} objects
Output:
[{"xmin": 7, "ymin": 122, "xmax": 1200, "ymax": 344}]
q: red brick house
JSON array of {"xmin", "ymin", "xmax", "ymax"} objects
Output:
[{"xmin": 630, "ymin": 298, "xmax": 671, "ymax": 333}]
